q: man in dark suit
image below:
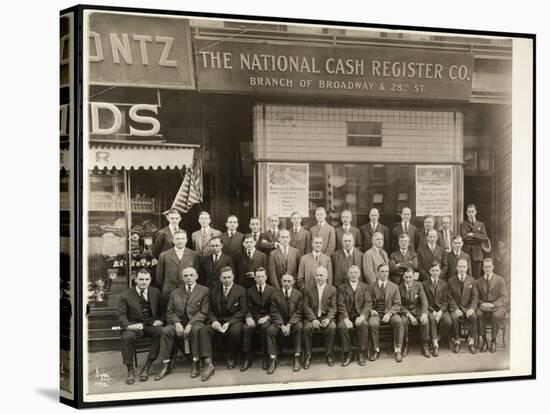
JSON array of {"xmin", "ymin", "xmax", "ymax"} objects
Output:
[
  {"xmin": 331, "ymin": 232, "xmax": 364, "ymax": 286},
  {"xmin": 448, "ymin": 259, "xmax": 478, "ymax": 354},
  {"xmin": 289, "ymin": 211, "xmax": 311, "ymax": 257},
  {"xmin": 460, "ymin": 204, "xmax": 489, "ymax": 279},
  {"xmin": 417, "ymin": 230, "xmax": 448, "ymax": 281},
  {"xmin": 415, "ymin": 215, "xmax": 445, "ymax": 250},
  {"xmin": 198, "ymin": 266, "xmax": 247, "ymax": 381},
  {"xmin": 118, "ymin": 269, "xmax": 164, "ymax": 385},
  {"xmin": 368, "ymin": 264, "xmax": 404, "ymax": 362},
  {"xmin": 337, "ymin": 265, "xmax": 371, "ymax": 366},
  {"xmin": 360, "ymin": 208, "xmax": 391, "ymax": 253},
  {"xmin": 447, "ymin": 235, "xmax": 472, "ymax": 280},
  {"xmin": 310, "ymin": 207, "xmax": 336, "ymax": 257},
  {"xmin": 390, "ymin": 207, "xmax": 417, "ymax": 253},
  {"xmin": 268, "ymin": 229, "xmax": 301, "ymax": 289},
  {"xmin": 440, "ymin": 216, "xmax": 454, "ymax": 253},
  {"xmin": 422, "ymin": 262, "xmax": 452, "ymax": 356},
  {"xmin": 154, "ymin": 267, "xmax": 209, "ymax": 381},
  {"xmin": 220, "ymin": 215, "xmax": 244, "ymax": 265},
  {"xmin": 475, "ymin": 258, "xmax": 508, "ymax": 353},
  {"xmin": 335, "ymin": 210, "xmax": 362, "ymax": 251},
  {"xmin": 399, "ymin": 268, "xmax": 430, "ymax": 358},
  {"xmin": 257, "ymin": 214, "xmax": 281, "ymax": 255},
  {"xmin": 152, "ymin": 209, "xmax": 182, "ymax": 259},
  {"xmin": 237, "ymin": 233, "xmax": 268, "ymax": 289},
  {"xmin": 389, "ymin": 233, "xmax": 418, "ymax": 285},
  {"xmin": 303, "ymin": 266, "xmax": 338, "ymax": 368},
  {"xmin": 267, "ymin": 274, "xmax": 304, "ymax": 374},
  {"xmin": 156, "ymin": 230, "xmax": 199, "ymax": 296},
  {"xmin": 202, "ymin": 237, "xmax": 235, "ymax": 288}
]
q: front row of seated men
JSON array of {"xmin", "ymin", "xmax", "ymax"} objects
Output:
[{"xmin": 118, "ymin": 257, "xmax": 507, "ymax": 385}]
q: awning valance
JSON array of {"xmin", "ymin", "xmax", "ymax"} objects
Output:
[{"xmin": 89, "ymin": 140, "xmax": 197, "ymax": 170}]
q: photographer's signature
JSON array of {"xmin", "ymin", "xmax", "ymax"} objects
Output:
[{"xmin": 94, "ymin": 367, "xmax": 112, "ymax": 387}]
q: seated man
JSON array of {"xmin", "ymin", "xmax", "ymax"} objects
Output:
[
  {"xmin": 337, "ymin": 265, "xmax": 371, "ymax": 367},
  {"xmin": 198, "ymin": 266, "xmax": 247, "ymax": 381},
  {"xmin": 266, "ymin": 274, "xmax": 304, "ymax": 374},
  {"xmin": 154, "ymin": 267, "xmax": 209, "ymax": 381},
  {"xmin": 241, "ymin": 267, "xmax": 276, "ymax": 371},
  {"xmin": 475, "ymin": 258, "xmax": 508, "ymax": 353},
  {"xmin": 399, "ymin": 267, "xmax": 430, "ymax": 358},
  {"xmin": 448, "ymin": 259, "xmax": 478, "ymax": 354},
  {"xmin": 368, "ymin": 264, "xmax": 404, "ymax": 362},
  {"xmin": 117, "ymin": 269, "xmax": 164, "ymax": 385},
  {"xmin": 389, "ymin": 233, "xmax": 418, "ymax": 285},
  {"xmin": 303, "ymin": 266, "xmax": 338, "ymax": 368},
  {"xmin": 422, "ymin": 262, "xmax": 452, "ymax": 356}
]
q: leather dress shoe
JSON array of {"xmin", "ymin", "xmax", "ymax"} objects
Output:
[
  {"xmin": 201, "ymin": 364, "xmax": 215, "ymax": 382},
  {"xmin": 422, "ymin": 343, "xmax": 431, "ymax": 358},
  {"xmin": 227, "ymin": 359, "xmax": 235, "ymax": 370},
  {"xmin": 303, "ymin": 355, "xmax": 311, "ymax": 369},
  {"xmin": 432, "ymin": 346, "xmax": 439, "ymax": 357},
  {"xmin": 402, "ymin": 343, "xmax": 409, "ymax": 357},
  {"xmin": 139, "ymin": 366, "xmax": 150, "ymax": 382},
  {"xmin": 293, "ymin": 356, "xmax": 301, "ymax": 372},
  {"xmin": 126, "ymin": 370, "xmax": 135, "ymax": 385},
  {"xmin": 490, "ymin": 340, "xmax": 497, "ymax": 353},
  {"xmin": 191, "ymin": 360, "xmax": 201, "ymax": 378},
  {"xmin": 395, "ymin": 352, "xmax": 403, "ymax": 363},
  {"xmin": 468, "ymin": 344, "xmax": 477, "ymax": 354},
  {"xmin": 369, "ymin": 351, "xmax": 379, "ymax": 361},
  {"xmin": 453, "ymin": 342, "xmax": 460, "ymax": 353},
  {"xmin": 480, "ymin": 338, "xmax": 489, "ymax": 353},
  {"xmin": 240, "ymin": 355, "xmax": 251, "ymax": 372},
  {"xmin": 267, "ymin": 358, "xmax": 277, "ymax": 374},
  {"xmin": 358, "ymin": 352, "xmax": 366, "ymax": 366},
  {"xmin": 341, "ymin": 353, "xmax": 352, "ymax": 367},
  {"xmin": 154, "ymin": 363, "xmax": 171, "ymax": 381},
  {"xmin": 327, "ymin": 354, "xmax": 335, "ymax": 367}
]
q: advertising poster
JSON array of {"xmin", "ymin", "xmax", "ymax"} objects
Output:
[
  {"xmin": 267, "ymin": 162, "xmax": 309, "ymax": 217},
  {"xmin": 416, "ymin": 165, "xmax": 453, "ymax": 216}
]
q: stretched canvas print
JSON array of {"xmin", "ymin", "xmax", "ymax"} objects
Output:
[{"xmin": 59, "ymin": 4, "xmax": 535, "ymax": 408}]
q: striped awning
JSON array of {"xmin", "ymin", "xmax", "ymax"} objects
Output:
[{"xmin": 89, "ymin": 140, "xmax": 197, "ymax": 170}]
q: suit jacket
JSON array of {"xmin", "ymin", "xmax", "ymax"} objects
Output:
[
  {"xmin": 331, "ymin": 248, "xmax": 365, "ymax": 286},
  {"xmin": 439, "ymin": 228, "xmax": 455, "ymax": 253},
  {"xmin": 368, "ymin": 280, "xmax": 401, "ymax": 315},
  {"xmin": 117, "ymin": 287, "xmax": 164, "ymax": 329},
  {"xmin": 447, "ymin": 275, "xmax": 478, "ymax": 313},
  {"xmin": 208, "ymin": 283, "xmax": 247, "ymax": 325},
  {"xmin": 268, "ymin": 245, "xmax": 301, "ymax": 289},
  {"xmin": 166, "ymin": 284, "xmax": 209, "ymax": 326},
  {"xmin": 309, "ymin": 222, "xmax": 336, "ymax": 257},
  {"xmin": 422, "ymin": 278, "xmax": 449, "ymax": 313},
  {"xmin": 399, "ymin": 281, "xmax": 428, "ymax": 317},
  {"xmin": 237, "ymin": 249, "xmax": 268, "ymax": 289},
  {"xmin": 270, "ymin": 288, "xmax": 303, "ymax": 326},
  {"xmin": 390, "ymin": 222, "xmax": 418, "ymax": 253},
  {"xmin": 337, "ymin": 281, "xmax": 372, "ymax": 320},
  {"xmin": 303, "ymin": 284, "xmax": 337, "ymax": 322},
  {"xmin": 297, "ymin": 252, "xmax": 333, "ymax": 292},
  {"xmin": 152, "ymin": 226, "xmax": 180, "ymax": 259},
  {"xmin": 202, "ymin": 253, "xmax": 235, "ymax": 288},
  {"xmin": 446, "ymin": 250, "xmax": 472, "ymax": 279},
  {"xmin": 417, "ymin": 244, "xmax": 448, "ymax": 281},
  {"xmin": 192, "ymin": 227, "xmax": 222, "ymax": 257},
  {"xmin": 246, "ymin": 284, "xmax": 276, "ymax": 321},
  {"xmin": 335, "ymin": 226, "xmax": 362, "ymax": 251},
  {"xmin": 363, "ymin": 247, "xmax": 390, "ymax": 285},
  {"xmin": 289, "ymin": 227, "xmax": 311, "ymax": 257},
  {"xmin": 220, "ymin": 231, "xmax": 244, "ymax": 263},
  {"xmin": 360, "ymin": 222, "xmax": 391, "ymax": 253},
  {"xmin": 156, "ymin": 247, "xmax": 200, "ymax": 294},
  {"xmin": 389, "ymin": 250, "xmax": 419, "ymax": 280},
  {"xmin": 415, "ymin": 229, "xmax": 445, "ymax": 251},
  {"xmin": 257, "ymin": 229, "xmax": 280, "ymax": 255},
  {"xmin": 475, "ymin": 274, "xmax": 508, "ymax": 310},
  {"xmin": 459, "ymin": 220, "xmax": 488, "ymax": 262}
]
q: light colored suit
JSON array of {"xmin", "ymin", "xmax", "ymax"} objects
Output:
[
  {"xmin": 289, "ymin": 226, "xmax": 311, "ymax": 257},
  {"xmin": 297, "ymin": 252, "xmax": 333, "ymax": 292},
  {"xmin": 191, "ymin": 227, "xmax": 222, "ymax": 257},
  {"xmin": 363, "ymin": 246, "xmax": 390, "ymax": 285},
  {"xmin": 268, "ymin": 245, "xmax": 301, "ymax": 289},
  {"xmin": 309, "ymin": 222, "xmax": 336, "ymax": 257}
]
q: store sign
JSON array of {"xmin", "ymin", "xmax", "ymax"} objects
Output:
[
  {"xmin": 89, "ymin": 102, "xmax": 161, "ymax": 137},
  {"xmin": 87, "ymin": 13, "xmax": 195, "ymax": 89},
  {"xmin": 195, "ymin": 40, "xmax": 473, "ymax": 100},
  {"xmin": 267, "ymin": 163, "xmax": 309, "ymax": 218},
  {"xmin": 415, "ymin": 165, "xmax": 453, "ymax": 216}
]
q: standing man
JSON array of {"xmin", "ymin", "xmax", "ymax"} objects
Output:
[
  {"xmin": 191, "ymin": 211, "xmax": 222, "ymax": 262},
  {"xmin": 422, "ymin": 262, "xmax": 452, "ymax": 357},
  {"xmin": 241, "ymin": 267, "xmax": 276, "ymax": 371},
  {"xmin": 289, "ymin": 211, "xmax": 311, "ymax": 257},
  {"xmin": 417, "ymin": 230, "xmax": 448, "ymax": 282},
  {"xmin": 363, "ymin": 232, "xmax": 390, "ymax": 284},
  {"xmin": 118, "ymin": 269, "xmax": 164, "ymax": 385},
  {"xmin": 390, "ymin": 207, "xmax": 417, "ymax": 253},
  {"xmin": 257, "ymin": 214, "xmax": 281, "ymax": 255},
  {"xmin": 156, "ymin": 230, "xmax": 199, "ymax": 296},
  {"xmin": 267, "ymin": 274, "xmax": 304, "ymax": 374},
  {"xmin": 399, "ymin": 268, "xmax": 430, "ymax": 358},
  {"xmin": 331, "ymin": 232, "xmax": 364, "ymax": 286},
  {"xmin": 460, "ymin": 204, "xmax": 489, "ymax": 279},
  {"xmin": 268, "ymin": 229, "xmax": 300, "ymax": 289},
  {"xmin": 447, "ymin": 235, "xmax": 472, "ymax": 280},
  {"xmin": 475, "ymin": 258, "xmax": 508, "ymax": 353},
  {"xmin": 220, "ymin": 215, "xmax": 244, "ymax": 265},
  {"xmin": 303, "ymin": 267, "xmax": 338, "ymax": 368},
  {"xmin": 360, "ymin": 208, "xmax": 390, "ymax": 253},
  {"xmin": 237, "ymin": 233, "xmax": 268, "ymax": 289},
  {"xmin": 297, "ymin": 236, "xmax": 333, "ymax": 292},
  {"xmin": 389, "ymin": 233, "xmax": 418, "ymax": 285},
  {"xmin": 152, "ymin": 209, "xmax": 182, "ymax": 259},
  {"xmin": 154, "ymin": 267, "xmax": 209, "ymax": 381},
  {"xmin": 201, "ymin": 237, "xmax": 234, "ymax": 288},
  {"xmin": 248, "ymin": 216, "xmax": 263, "ymax": 245},
  {"xmin": 448, "ymin": 259, "xmax": 478, "ymax": 354},
  {"xmin": 309, "ymin": 207, "xmax": 336, "ymax": 257},
  {"xmin": 337, "ymin": 265, "xmax": 371, "ymax": 367},
  {"xmin": 416, "ymin": 215, "xmax": 445, "ymax": 250},
  {"xmin": 199, "ymin": 267, "xmax": 247, "ymax": 381},
  {"xmin": 440, "ymin": 216, "xmax": 454, "ymax": 253},
  {"xmin": 335, "ymin": 210, "xmax": 362, "ymax": 251}
]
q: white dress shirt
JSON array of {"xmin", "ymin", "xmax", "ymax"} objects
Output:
[{"xmin": 316, "ymin": 283, "xmax": 326, "ymax": 317}]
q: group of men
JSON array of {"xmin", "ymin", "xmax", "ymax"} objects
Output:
[{"xmin": 118, "ymin": 204, "xmax": 508, "ymax": 385}]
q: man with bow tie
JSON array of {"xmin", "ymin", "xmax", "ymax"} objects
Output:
[
  {"xmin": 331, "ymin": 232, "xmax": 365, "ymax": 287},
  {"xmin": 309, "ymin": 207, "xmax": 336, "ymax": 257},
  {"xmin": 257, "ymin": 214, "xmax": 282, "ymax": 255},
  {"xmin": 447, "ymin": 259, "xmax": 478, "ymax": 354},
  {"xmin": 237, "ymin": 233, "xmax": 268, "ymax": 289},
  {"xmin": 220, "ymin": 215, "xmax": 244, "ymax": 265},
  {"xmin": 152, "ymin": 209, "xmax": 182, "ymax": 259},
  {"xmin": 335, "ymin": 210, "xmax": 362, "ymax": 251},
  {"xmin": 202, "ymin": 237, "xmax": 234, "ymax": 288},
  {"xmin": 297, "ymin": 236, "xmax": 333, "ymax": 292},
  {"xmin": 389, "ymin": 233, "xmax": 419, "ymax": 285},
  {"xmin": 363, "ymin": 232, "xmax": 390, "ymax": 284},
  {"xmin": 447, "ymin": 235, "xmax": 472, "ymax": 280},
  {"xmin": 268, "ymin": 229, "xmax": 300, "ymax": 289},
  {"xmin": 360, "ymin": 208, "xmax": 391, "ymax": 253},
  {"xmin": 289, "ymin": 211, "xmax": 311, "ymax": 257},
  {"xmin": 460, "ymin": 204, "xmax": 489, "ymax": 279},
  {"xmin": 390, "ymin": 207, "xmax": 418, "ymax": 253}
]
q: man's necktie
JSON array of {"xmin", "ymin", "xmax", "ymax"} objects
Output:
[
  {"xmin": 380, "ymin": 283, "xmax": 386, "ymax": 298},
  {"xmin": 253, "ymin": 233, "xmax": 258, "ymax": 241},
  {"xmin": 224, "ymin": 286, "xmax": 229, "ymax": 297},
  {"xmin": 248, "ymin": 250, "xmax": 253, "ymax": 259},
  {"xmin": 294, "ymin": 228, "xmax": 298, "ymax": 235},
  {"xmin": 284, "ymin": 246, "xmax": 288, "ymax": 260},
  {"xmin": 405, "ymin": 223, "xmax": 408, "ymax": 233},
  {"xmin": 139, "ymin": 288, "xmax": 146, "ymax": 302},
  {"xmin": 284, "ymin": 288, "xmax": 290, "ymax": 309},
  {"xmin": 187, "ymin": 286, "xmax": 191, "ymax": 296},
  {"xmin": 318, "ymin": 223, "xmax": 322, "ymax": 230}
]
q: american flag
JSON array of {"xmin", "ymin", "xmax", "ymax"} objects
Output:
[{"xmin": 170, "ymin": 158, "xmax": 203, "ymax": 213}]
